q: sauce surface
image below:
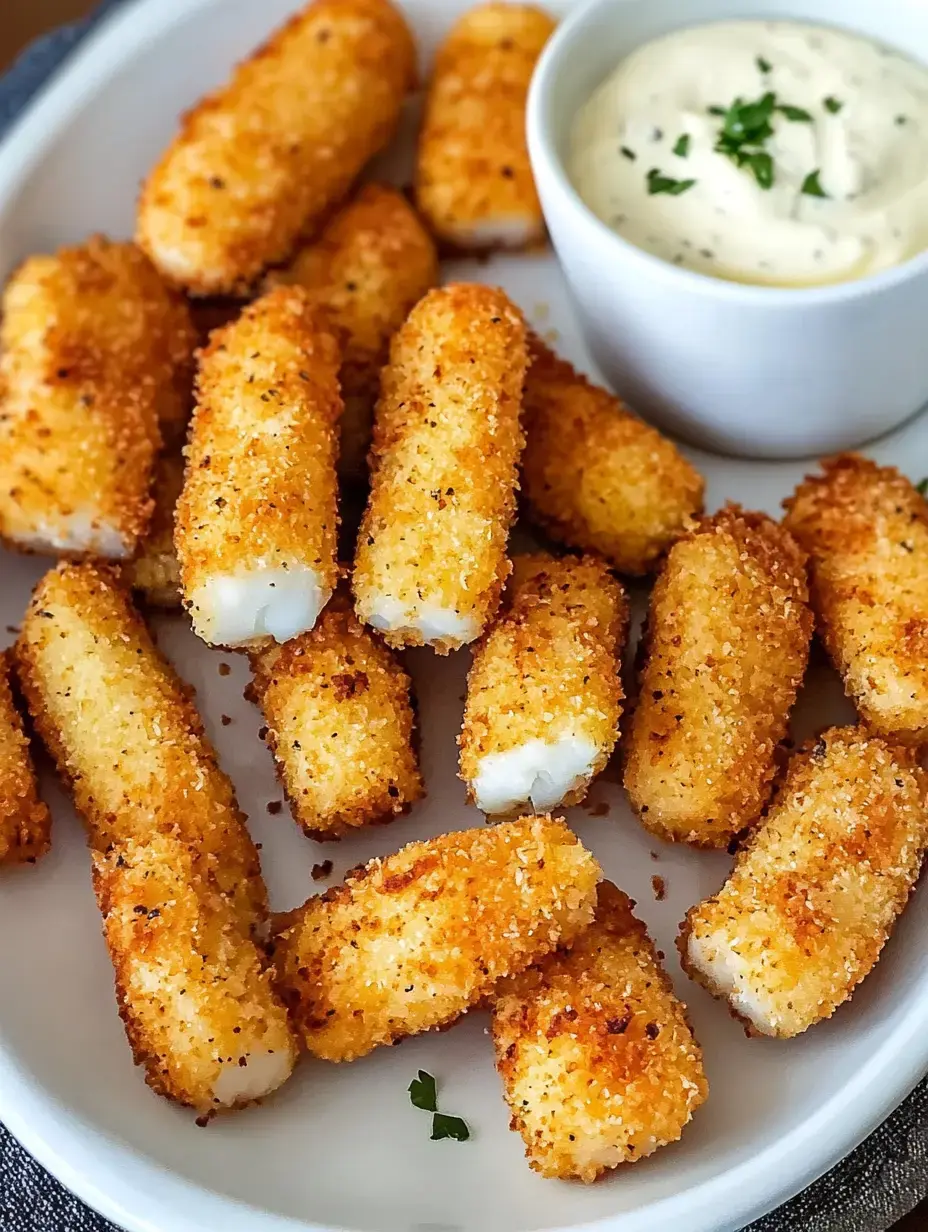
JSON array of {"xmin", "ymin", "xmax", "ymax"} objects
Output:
[{"xmin": 569, "ymin": 21, "xmax": 928, "ymax": 287}]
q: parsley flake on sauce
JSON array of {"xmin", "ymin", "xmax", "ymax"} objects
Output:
[
  {"xmin": 777, "ymin": 103, "xmax": 813, "ymax": 122},
  {"xmin": 824, "ymin": 96, "xmax": 844, "ymax": 114},
  {"xmin": 431, "ymin": 1114, "xmax": 471, "ymax": 1142},
  {"xmin": 756, "ymin": 55, "xmax": 772, "ymax": 73},
  {"xmin": 621, "ymin": 145, "xmax": 637, "ymax": 161},
  {"xmin": 801, "ymin": 169, "xmax": 828, "ymax": 198},
  {"xmin": 647, "ymin": 167, "xmax": 696, "ymax": 196},
  {"xmin": 408, "ymin": 1069, "xmax": 438, "ymax": 1112},
  {"xmin": 673, "ymin": 133, "xmax": 691, "ymax": 158}
]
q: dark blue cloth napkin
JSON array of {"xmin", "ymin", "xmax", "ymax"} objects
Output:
[{"xmin": 0, "ymin": 5, "xmax": 926, "ymax": 1230}]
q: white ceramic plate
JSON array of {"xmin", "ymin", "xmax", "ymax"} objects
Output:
[{"xmin": 1, "ymin": 3, "xmax": 927, "ymax": 1231}]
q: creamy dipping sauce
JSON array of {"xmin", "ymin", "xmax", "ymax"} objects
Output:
[{"xmin": 569, "ymin": 21, "xmax": 928, "ymax": 286}]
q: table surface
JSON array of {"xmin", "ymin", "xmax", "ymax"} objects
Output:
[{"xmin": 1, "ymin": 3, "xmax": 926, "ymax": 1231}]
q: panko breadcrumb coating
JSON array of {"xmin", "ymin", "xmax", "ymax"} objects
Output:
[
  {"xmin": 137, "ymin": 0, "xmax": 417, "ymax": 295},
  {"xmin": 176, "ymin": 285, "xmax": 341, "ymax": 649},
  {"xmin": 681, "ymin": 727, "xmax": 928, "ymax": 1038},
  {"xmin": 270, "ymin": 815, "xmax": 601, "ymax": 1061},
  {"xmin": 0, "ymin": 652, "xmax": 50, "ymax": 866},
  {"xmin": 416, "ymin": 4, "xmax": 555, "ymax": 250},
  {"xmin": 784, "ymin": 454, "xmax": 928, "ymax": 745},
  {"xmin": 493, "ymin": 882, "xmax": 707, "ymax": 1181},
  {"xmin": 460, "ymin": 553, "xmax": 627, "ymax": 818},
  {"xmin": 249, "ymin": 588, "xmax": 423, "ymax": 839},
  {"xmin": 353, "ymin": 283, "xmax": 528, "ymax": 652},
  {"xmin": 625, "ymin": 506, "xmax": 812, "ymax": 848},
  {"xmin": 15, "ymin": 562, "xmax": 297, "ymax": 1112},
  {"xmin": 125, "ymin": 449, "xmax": 185, "ymax": 608},
  {"xmin": 521, "ymin": 339, "xmax": 705, "ymax": 575},
  {"xmin": 266, "ymin": 184, "xmax": 439, "ymax": 481},
  {"xmin": 0, "ymin": 237, "xmax": 195, "ymax": 559}
]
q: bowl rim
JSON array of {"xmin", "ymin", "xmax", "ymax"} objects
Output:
[{"xmin": 527, "ymin": 0, "xmax": 928, "ymax": 308}]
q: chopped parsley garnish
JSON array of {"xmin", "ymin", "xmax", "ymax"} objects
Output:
[
  {"xmin": 756, "ymin": 55, "xmax": 772, "ymax": 74},
  {"xmin": 409, "ymin": 1071, "xmax": 470, "ymax": 1142},
  {"xmin": 801, "ymin": 169, "xmax": 828, "ymax": 198},
  {"xmin": 718, "ymin": 91, "xmax": 777, "ymax": 145},
  {"xmin": 673, "ymin": 133, "xmax": 691, "ymax": 158},
  {"xmin": 896, "ymin": 114, "xmax": 908, "ymax": 125},
  {"xmin": 621, "ymin": 145, "xmax": 637, "ymax": 161},
  {"xmin": 917, "ymin": 477, "xmax": 928, "ymax": 496},
  {"xmin": 777, "ymin": 103, "xmax": 813, "ymax": 122},
  {"xmin": 744, "ymin": 150, "xmax": 774, "ymax": 189},
  {"xmin": 708, "ymin": 105, "xmax": 727, "ymax": 117},
  {"xmin": 409, "ymin": 1069, "xmax": 438, "ymax": 1112},
  {"xmin": 431, "ymin": 1114, "xmax": 471, "ymax": 1142},
  {"xmin": 824, "ymin": 96, "xmax": 844, "ymax": 114},
  {"xmin": 647, "ymin": 167, "xmax": 696, "ymax": 196}
]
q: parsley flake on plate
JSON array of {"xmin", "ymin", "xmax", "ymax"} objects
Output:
[
  {"xmin": 408, "ymin": 1069, "xmax": 437, "ymax": 1112},
  {"xmin": 431, "ymin": 1114, "xmax": 471, "ymax": 1142}
]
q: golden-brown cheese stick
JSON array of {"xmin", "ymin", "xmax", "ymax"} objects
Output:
[
  {"xmin": 270, "ymin": 815, "xmax": 601, "ymax": 1061},
  {"xmin": 137, "ymin": 0, "xmax": 417, "ymax": 296},
  {"xmin": 266, "ymin": 184, "xmax": 439, "ymax": 482},
  {"xmin": 176, "ymin": 286, "xmax": 341, "ymax": 649},
  {"xmin": 249, "ymin": 589, "xmax": 423, "ymax": 839},
  {"xmin": 493, "ymin": 882, "xmax": 707, "ymax": 1181},
  {"xmin": 353, "ymin": 283, "xmax": 527, "ymax": 652},
  {"xmin": 416, "ymin": 4, "xmax": 555, "ymax": 250},
  {"xmin": 0, "ymin": 237, "xmax": 195, "ymax": 558},
  {"xmin": 460, "ymin": 553, "xmax": 627, "ymax": 818},
  {"xmin": 125, "ymin": 449, "xmax": 184, "ymax": 608},
  {"xmin": 680, "ymin": 727, "xmax": 928, "ymax": 1038},
  {"xmin": 15, "ymin": 563, "xmax": 297, "ymax": 1112},
  {"xmin": 624, "ymin": 507, "xmax": 812, "ymax": 848},
  {"xmin": 784, "ymin": 455, "xmax": 928, "ymax": 745},
  {"xmin": 521, "ymin": 339, "xmax": 705, "ymax": 575},
  {"xmin": 0, "ymin": 652, "xmax": 50, "ymax": 866}
]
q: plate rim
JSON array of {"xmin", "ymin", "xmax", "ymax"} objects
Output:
[{"xmin": 0, "ymin": 1, "xmax": 926, "ymax": 1230}]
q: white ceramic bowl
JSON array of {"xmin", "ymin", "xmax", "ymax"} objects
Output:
[
  {"xmin": 528, "ymin": 0, "xmax": 928, "ymax": 458},
  {"xmin": 2, "ymin": 5, "xmax": 928, "ymax": 1232}
]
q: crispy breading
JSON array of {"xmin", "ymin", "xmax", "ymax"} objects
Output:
[
  {"xmin": 270, "ymin": 815, "xmax": 601, "ymax": 1061},
  {"xmin": 493, "ymin": 882, "xmax": 707, "ymax": 1181},
  {"xmin": 125, "ymin": 448, "xmax": 184, "ymax": 608},
  {"xmin": 176, "ymin": 285, "xmax": 341, "ymax": 649},
  {"xmin": 0, "ymin": 237, "xmax": 195, "ymax": 558},
  {"xmin": 783, "ymin": 454, "xmax": 928, "ymax": 744},
  {"xmin": 521, "ymin": 338, "xmax": 705, "ymax": 575},
  {"xmin": 266, "ymin": 184, "xmax": 439, "ymax": 481},
  {"xmin": 460, "ymin": 552, "xmax": 627, "ymax": 817},
  {"xmin": 416, "ymin": 3, "xmax": 555, "ymax": 250},
  {"xmin": 15, "ymin": 562, "xmax": 297, "ymax": 1112},
  {"xmin": 0, "ymin": 651, "xmax": 50, "ymax": 866},
  {"xmin": 680, "ymin": 727, "xmax": 928, "ymax": 1038},
  {"xmin": 624, "ymin": 506, "xmax": 812, "ymax": 848},
  {"xmin": 353, "ymin": 283, "xmax": 527, "ymax": 652},
  {"xmin": 137, "ymin": 0, "xmax": 417, "ymax": 295},
  {"xmin": 249, "ymin": 588, "xmax": 423, "ymax": 839}
]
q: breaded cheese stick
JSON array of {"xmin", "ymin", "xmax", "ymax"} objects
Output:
[
  {"xmin": 270, "ymin": 815, "xmax": 601, "ymax": 1061},
  {"xmin": 680, "ymin": 727, "xmax": 928, "ymax": 1038},
  {"xmin": 267, "ymin": 184, "xmax": 439, "ymax": 481},
  {"xmin": 416, "ymin": 4, "xmax": 555, "ymax": 250},
  {"xmin": 460, "ymin": 553, "xmax": 627, "ymax": 817},
  {"xmin": 784, "ymin": 455, "xmax": 928, "ymax": 744},
  {"xmin": 137, "ymin": 0, "xmax": 417, "ymax": 295},
  {"xmin": 522, "ymin": 339, "xmax": 705, "ymax": 575},
  {"xmin": 15, "ymin": 563, "xmax": 297, "ymax": 1112},
  {"xmin": 492, "ymin": 882, "xmax": 707, "ymax": 1181},
  {"xmin": 249, "ymin": 588, "xmax": 423, "ymax": 839},
  {"xmin": 0, "ymin": 237, "xmax": 195, "ymax": 558},
  {"xmin": 125, "ymin": 449, "xmax": 184, "ymax": 608},
  {"xmin": 0, "ymin": 652, "xmax": 50, "ymax": 866},
  {"xmin": 625, "ymin": 507, "xmax": 812, "ymax": 848},
  {"xmin": 176, "ymin": 286, "xmax": 341, "ymax": 649},
  {"xmin": 353, "ymin": 283, "xmax": 527, "ymax": 652}
]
